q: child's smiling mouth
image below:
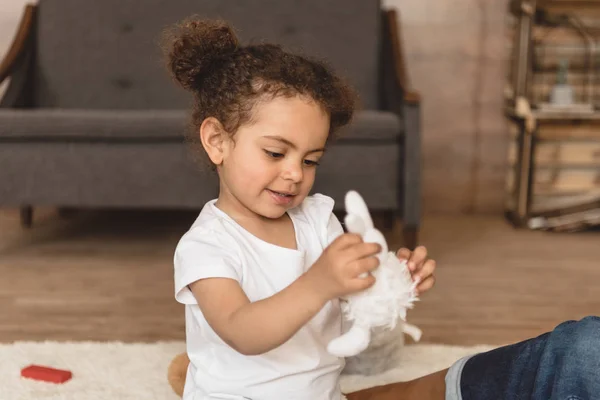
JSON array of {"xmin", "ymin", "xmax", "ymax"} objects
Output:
[{"xmin": 266, "ymin": 189, "xmax": 297, "ymax": 205}]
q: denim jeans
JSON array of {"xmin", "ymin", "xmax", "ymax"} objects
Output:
[{"xmin": 445, "ymin": 316, "xmax": 600, "ymax": 400}]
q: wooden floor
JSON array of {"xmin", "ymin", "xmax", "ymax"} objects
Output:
[{"xmin": 1, "ymin": 207, "xmax": 599, "ymax": 346}]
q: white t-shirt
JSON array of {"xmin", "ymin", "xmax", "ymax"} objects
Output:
[{"xmin": 174, "ymin": 193, "xmax": 346, "ymax": 400}]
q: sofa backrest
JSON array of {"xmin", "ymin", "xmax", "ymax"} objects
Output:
[{"xmin": 33, "ymin": 0, "xmax": 382, "ymax": 110}]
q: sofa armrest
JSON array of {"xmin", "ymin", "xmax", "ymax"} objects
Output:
[
  {"xmin": 382, "ymin": 9, "xmax": 421, "ymax": 109},
  {"xmin": 382, "ymin": 9, "xmax": 421, "ymax": 247},
  {"xmin": 401, "ymin": 100, "xmax": 421, "ymax": 228},
  {"xmin": 0, "ymin": 4, "xmax": 37, "ymax": 107},
  {"xmin": 403, "ymin": 90, "xmax": 421, "ymax": 106}
]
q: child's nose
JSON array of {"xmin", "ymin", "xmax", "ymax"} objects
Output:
[{"xmin": 282, "ymin": 161, "xmax": 303, "ymax": 182}]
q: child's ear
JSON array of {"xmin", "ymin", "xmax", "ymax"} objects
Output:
[{"xmin": 200, "ymin": 117, "xmax": 228, "ymax": 165}]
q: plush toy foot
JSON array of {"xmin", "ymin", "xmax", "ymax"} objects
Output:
[
  {"xmin": 327, "ymin": 324, "xmax": 371, "ymax": 357},
  {"xmin": 403, "ymin": 323, "xmax": 422, "ymax": 342},
  {"xmin": 168, "ymin": 352, "xmax": 190, "ymax": 397}
]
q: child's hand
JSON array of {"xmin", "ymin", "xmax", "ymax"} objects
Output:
[
  {"xmin": 306, "ymin": 233, "xmax": 381, "ymax": 302},
  {"xmin": 397, "ymin": 246, "xmax": 436, "ymax": 295}
]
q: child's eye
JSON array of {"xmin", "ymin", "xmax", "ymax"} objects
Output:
[
  {"xmin": 304, "ymin": 159, "xmax": 320, "ymax": 167},
  {"xmin": 264, "ymin": 150, "xmax": 284, "ymax": 159}
]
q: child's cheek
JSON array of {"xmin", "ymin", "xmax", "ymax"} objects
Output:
[{"xmin": 237, "ymin": 153, "xmax": 271, "ymax": 186}]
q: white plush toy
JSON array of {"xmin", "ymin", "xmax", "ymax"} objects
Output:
[{"xmin": 327, "ymin": 190, "xmax": 422, "ymax": 358}]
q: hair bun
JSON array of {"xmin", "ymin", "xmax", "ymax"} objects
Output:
[{"xmin": 163, "ymin": 18, "xmax": 239, "ymax": 91}]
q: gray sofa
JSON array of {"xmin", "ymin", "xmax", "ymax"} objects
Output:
[{"xmin": 0, "ymin": 0, "xmax": 421, "ymax": 248}]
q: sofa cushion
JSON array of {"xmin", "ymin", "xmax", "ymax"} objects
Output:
[
  {"xmin": 33, "ymin": 0, "xmax": 382, "ymax": 110},
  {"xmin": 0, "ymin": 109, "xmax": 401, "ymax": 141}
]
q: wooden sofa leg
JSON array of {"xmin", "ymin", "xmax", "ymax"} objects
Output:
[
  {"xmin": 402, "ymin": 225, "xmax": 418, "ymax": 250},
  {"xmin": 20, "ymin": 206, "xmax": 33, "ymax": 228}
]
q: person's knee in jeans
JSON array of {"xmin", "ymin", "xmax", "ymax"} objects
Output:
[
  {"xmin": 545, "ymin": 316, "xmax": 600, "ymax": 396},
  {"xmin": 550, "ymin": 316, "xmax": 600, "ymax": 363},
  {"xmin": 460, "ymin": 316, "xmax": 600, "ymax": 400}
]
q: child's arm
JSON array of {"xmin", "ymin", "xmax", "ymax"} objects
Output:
[
  {"xmin": 189, "ymin": 233, "xmax": 381, "ymax": 356},
  {"xmin": 190, "ymin": 274, "xmax": 324, "ymax": 355}
]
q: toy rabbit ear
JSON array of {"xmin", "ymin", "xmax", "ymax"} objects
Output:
[
  {"xmin": 345, "ymin": 214, "xmax": 367, "ymax": 236},
  {"xmin": 345, "ymin": 191, "xmax": 374, "ymax": 231},
  {"xmin": 363, "ymin": 228, "xmax": 388, "ymax": 256}
]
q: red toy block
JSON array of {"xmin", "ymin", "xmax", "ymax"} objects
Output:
[{"xmin": 21, "ymin": 365, "xmax": 72, "ymax": 384}]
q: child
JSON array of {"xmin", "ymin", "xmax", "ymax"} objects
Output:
[{"xmin": 162, "ymin": 17, "xmax": 436, "ymax": 400}]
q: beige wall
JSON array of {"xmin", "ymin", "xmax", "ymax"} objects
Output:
[
  {"xmin": 1, "ymin": 0, "xmax": 511, "ymax": 214},
  {"xmin": 0, "ymin": 0, "xmax": 33, "ymax": 95},
  {"xmin": 0, "ymin": 0, "xmax": 31, "ymax": 56},
  {"xmin": 384, "ymin": 0, "xmax": 511, "ymax": 214}
]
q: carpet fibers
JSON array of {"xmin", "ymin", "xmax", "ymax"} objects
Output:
[{"xmin": 2, "ymin": 341, "xmax": 495, "ymax": 399}]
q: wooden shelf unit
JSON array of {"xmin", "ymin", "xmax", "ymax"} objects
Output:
[{"xmin": 505, "ymin": 0, "xmax": 600, "ymax": 231}]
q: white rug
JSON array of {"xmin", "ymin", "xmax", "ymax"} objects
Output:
[{"xmin": 2, "ymin": 341, "xmax": 495, "ymax": 399}]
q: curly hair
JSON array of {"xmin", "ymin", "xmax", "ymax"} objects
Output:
[{"xmin": 161, "ymin": 17, "xmax": 358, "ymax": 168}]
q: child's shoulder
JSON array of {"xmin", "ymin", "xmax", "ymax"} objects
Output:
[{"xmin": 176, "ymin": 201, "xmax": 239, "ymax": 252}]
